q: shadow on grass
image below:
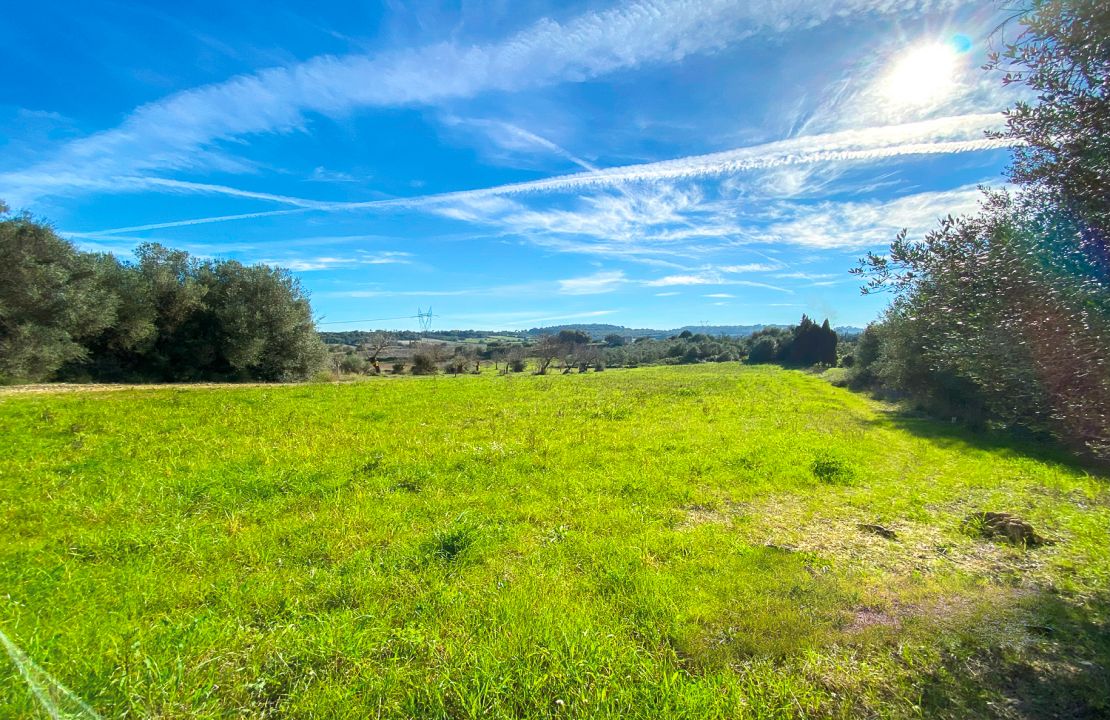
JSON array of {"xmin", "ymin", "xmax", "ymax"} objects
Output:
[
  {"xmin": 919, "ymin": 591, "xmax": 1110, "ymax": 719},
  {"xmin": 865, "ymin": 409, "xmax": 1109, "ymax": 479}
]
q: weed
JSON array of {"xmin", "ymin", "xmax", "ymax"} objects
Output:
[{"xmin": 811, "ymin": 451, "xmax": 856, "ymax": 484}]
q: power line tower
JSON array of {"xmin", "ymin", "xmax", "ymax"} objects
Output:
[{"xmin": 417, "ymin": 307, "xmax": 434, "ymax": 333}]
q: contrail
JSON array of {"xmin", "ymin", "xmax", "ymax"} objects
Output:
[
  {"xmin": 7, "ymin": 0, "xmax": 977, "ymax": 208},
  {"xmin": 0, "ymin": 628, "xmax": 102, "ymax": 719},
  {"xmin": 80, "ymin": 113, "xmax": 1012, "ymax": 237}
]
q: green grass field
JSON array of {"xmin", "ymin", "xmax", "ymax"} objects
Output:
[{"xmin": 1, "ymin": 365, "xmax": 1107, "ymax": 718}]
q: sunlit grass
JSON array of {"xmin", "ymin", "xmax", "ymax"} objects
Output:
[{"xmin": 1, "ymin": 365, "xmax": 1107, "ymax": 718}]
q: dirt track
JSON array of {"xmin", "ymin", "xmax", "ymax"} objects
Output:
[{"xmin": 0, "ymin": 382, "xmax": 296, "ymax": 395}]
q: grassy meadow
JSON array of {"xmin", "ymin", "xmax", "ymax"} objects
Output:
[{"xmin": 1, "ymin": 364, "xmax": 1108, "ymax": 718}]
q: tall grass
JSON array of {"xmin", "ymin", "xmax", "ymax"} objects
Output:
[{"xmin": 1, "ymin": 365, "xmax": 1107, "ymax": 718}]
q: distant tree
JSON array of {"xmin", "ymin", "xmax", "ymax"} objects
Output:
[
  {"xmin": 449, "ymin": 345, "xmax": 480, "ymax": 375},
  {"xmin": 778, "ymin": 315, "xmax": 837, "ymax": 366},
  {"xmin": 575, "ymin": 344, "xmax": 604, "ymax": 372},
  {"xmin": 360, "ymin": 331, "xmax": 394, "ymax": 374},
  {"xmin": 532, "ymin": 335, "xmax": 562, "ymax": 375},
  {"xmin": 818, "ymin": 319, "xmax": 839, "ymax": 365},
  {"xmin": 604, "ymin": 333, "xmax": 626, "ymax": 347},
  {"xmin": 507, "ymin": 347, "xmax": 527, "ymax": 373},
  {"xmin": 555, "ymin": 330, "xmax": 589, "ymax": 373},
  {"xmin": 411, "ymin": 343, "xmax": 441, "ymax": 375},
  {"xmin": 747, "ymin": 336, "xmax": 779, "ymax": 364},
  {"xmin": 556, "ymin": 329, "xmax": 591, "ymax": 345}
]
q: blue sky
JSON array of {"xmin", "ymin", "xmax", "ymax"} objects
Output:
[{"xmin": 1, "ymin": 0, "xmax": 1017, "ymax": 331}]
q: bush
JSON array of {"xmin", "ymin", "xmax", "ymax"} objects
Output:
[
  {"xmin": 392, "ymin": 362, "xmax": 406, "ymax": 374},
  {"xmin": 411, "ymin": 353, "xmax": 438, "ymax": 375},
  {"xmin": 747, "ymin": 337, "xmax": 778, "ymax": 364},
  {"xmin": 338, "ymin": 353, "xmax": 367, "ymax": 374}
]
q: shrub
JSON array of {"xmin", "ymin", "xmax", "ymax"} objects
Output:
[
  {"xmin": 747, "ymin": 337, "xmax": 778, "ymax": 364},
  {"xmin": 411, "ymin": 353, "xmax": 438, "ymax": 375}
]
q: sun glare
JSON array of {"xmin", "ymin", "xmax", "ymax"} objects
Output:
[{"xmin": 881, "ymin": 41, "xmax": 961, "ymax": 106}]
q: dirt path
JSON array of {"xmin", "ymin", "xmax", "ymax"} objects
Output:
[{"xmin": 0, "ymin": 381, "xmax": 300, "ymax": 395}]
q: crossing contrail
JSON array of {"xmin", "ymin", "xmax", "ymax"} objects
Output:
[{"xmin": 77, "ymin": 113, "xmax": 1011, "ymax": 237}]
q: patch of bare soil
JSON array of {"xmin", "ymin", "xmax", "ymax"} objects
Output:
[
  {"xmin": 678, "ymin": 503, "xmax": 740, "ymax": 530},
  {"xmin": 735, "ymin": 494, "xmax": 1054, "ymax": 582},
  {"xmin": 846, "ymin": 608, "xmax": 902, "ymax": 633}
]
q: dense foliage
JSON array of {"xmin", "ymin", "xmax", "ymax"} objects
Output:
[
  {"xmin": 852, "ymin": 0, "xmax": 1110, "ymax": 461},
  {"xmin": 745, "ymin": 316, "xmax": 838, "ymax": 366},
  {"xmin": 0, "ymin": 207, "xmax": 325, "ymax": 383}
]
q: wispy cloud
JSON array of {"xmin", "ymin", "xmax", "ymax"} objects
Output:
[
  {"xmin": 719, "ymin": 262, "xmax": 784, "ymax": 272},
  {"xmin": 760, "ymin": 184, "xmax": 987, "ymax": 249},
  {"xmin": 443, "ymin": 309, "xmax": 619, "ymax": 329},
  {"xmin": 644, "ymin": 273, "xmax": 722, "ymax": 287},
  {"xmin": 773, "ymin": 271, "xmax": 838, "ymax": 280},
  {"xmin": 307, "ymin": 166, "xmax": 361, "ymax": 183},
  {"xmin": 441, "ymin": 116, "xmax": 599, "ymax": 172},
  {"xmin": 258, "ymin": 251, "xmax": 412, "ymax": 271},
  {"xmin": 558, "ymin": 270, "xmax": 628, "ymax": 295},
  {"xmin": 425, "ymin": 113, "xmax": 1007, "ymax": 199},
  {"xmin": 1, "ymin": 0, "xmax": 977, "ymax": 206},
  {"xmin": 76, "ymin": 112, "xmax": 1010, "ymax": 236},
  {"xmin": 328, "ymin": 289, "xmax": 475, "ymax": 298},
  {"xmin": 643, "ymin": 272, "xmax": 792, "ymax": 293}
]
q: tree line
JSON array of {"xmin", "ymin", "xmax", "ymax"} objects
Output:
[
  {"xmin": 0, "ymin": 208, "xmax": 326, "ymax": 383},
  {"xmin": 849, "ymin": 0, "xmax": 1109, "ymax": 463},
  {"xmin": 326, "ymin": 318, "xmax": 841, "ymax": 376}
]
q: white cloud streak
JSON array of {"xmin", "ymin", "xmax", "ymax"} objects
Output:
[
  {"xmin": 643, "ymin": 272, "xmax": 792, "ymax": 293},
  {"xmin": 80, "ymin": 112, "xmax": 1010, "ymax": 236},
  {"xmin": 2, "ymin": 0, "xmax": 973, "ymax": 206},
  {"xmin": 257, "ymin": 251, "xmax": 412, "ymax": 271},
  {"xmin": 760, "ymin": 184, "xmax": 987, "ymax": 248},
  {"xmin": 558, "ymin": 270, "xmax": 628, "ymax": 295}
]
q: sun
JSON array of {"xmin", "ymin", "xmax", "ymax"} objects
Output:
[{"xmin": 880, "ymin": 41, "xmax": 962, "ymax": 106}]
